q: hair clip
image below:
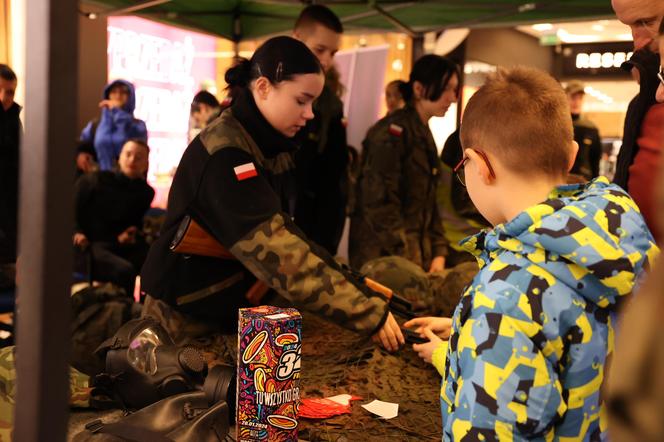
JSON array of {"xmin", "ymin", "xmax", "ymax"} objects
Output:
[
  {"xmin": 256, "ymin": 64, "xmax": 263, "ymax": 77},
  {"xmin": 275, "ymin": 62, "xmax": 284, "ymax": 82}
]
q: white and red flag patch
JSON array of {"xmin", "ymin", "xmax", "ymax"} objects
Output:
[
  {"xmin": 234, "ymin": 162, "xmax": 258, "ymax": 181},
  {"xmin": 388, "ymin": 124, "xmax": 403, "ymax": 136}
]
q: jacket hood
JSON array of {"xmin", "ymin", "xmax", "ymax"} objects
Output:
[
  {"xmin": 462, "ymin": 177, "xmax": 659, "ymax": 308},
  {"xmin": 103, "ymin": 79, "xmax": 137, "ymax": 113}
]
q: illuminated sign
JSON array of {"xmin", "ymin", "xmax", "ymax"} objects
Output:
[
  {"xmin": 575, "ymin": 51, "xmax": 633, "ymax": 69},
  {"xmin": 559, "ymin": 42, "xmax": 634, "ymax": 78},
  {"xmin": 108, "ymin": 16, "xmax": 217, "ymax": 206}
]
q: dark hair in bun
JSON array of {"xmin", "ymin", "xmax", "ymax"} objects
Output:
[
  {"xmin": 402, "ymin": 54, "xmax": 460, "ymax": 103},
  {"xmin": 225, "ymin": 36, "xmax": 322, "ymax": 93}
]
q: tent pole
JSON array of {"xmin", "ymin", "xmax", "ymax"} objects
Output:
[
  {"xmin": 373, "ymin": 4, "xmax": 417, "ymax": 38},
  {"xmin": 14, "ymin": 0, "xmax": 77, "ymax": 440}
]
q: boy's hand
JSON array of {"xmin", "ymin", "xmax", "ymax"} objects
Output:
[
  {"xmin": 428, "ymin": 256, "xmax": 445, "ymax": 273},
  {"xmin": 372, "ymin": 312, "xmax": 405, "ymax": 352},
  {"xmin": 412, "ymin": 328, "xmax": 442, "ymax": 363},
  {"xmin": 404, "ymin": 316, "xmax": 452, "ymax": 339}
]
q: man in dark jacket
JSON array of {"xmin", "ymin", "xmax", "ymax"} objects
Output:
[
  {"xmin": 565, "ymin": 80, "xmax": 602, "ymax": 180},
  {"xmin": 74, "ymin": 140, "xmax": 154, "ymax": 295},
  {"xmin": 0, "ymin": 64, "xmax": 21, "ymax": 265},
  {"xmin": 612, "ymin": 0, "xmax": 664, "ymax": 243},
  {"xmin": 292, "ymin": 5, "xmax": 349, "ymax": 255}
]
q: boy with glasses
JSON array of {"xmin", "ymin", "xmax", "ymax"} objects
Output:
[{"xmin": 405, "ymin": 66, "xmax": 658, "ymax": 440}]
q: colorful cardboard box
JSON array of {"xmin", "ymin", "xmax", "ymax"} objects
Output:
[{"xmin": 237, "ymin": 306, "xmax": 302, "ymax": 441}]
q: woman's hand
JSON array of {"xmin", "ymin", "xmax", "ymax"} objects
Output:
[
  {"xmin": 372, "ymin": 312, "xmax": 405, "ymax": 352},
  {"xmin": 73, "ymin": 233, "xmax": 89, "ymax": 249},
  {"xmin": 412, "ymin": 329, "xmax": 443, "ymax": 363},
  {"xmin": 117, "ymin": 226, "xmax": 138, "ymax": 244},
  {"xmin": 403, "ymin": 316, "xmax": 452, "ymax": 339},
  {"xmin": 428, "ymin": 256, "xmax": 445, "ymax": 273}
]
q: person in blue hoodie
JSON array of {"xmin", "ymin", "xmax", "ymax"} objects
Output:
[
  {"xmin": 405, "ymin": 66, "xmax": 659, "ymax": 441},
  {"xmin": 80, "ymin": 79, "xmax": 147, "ymax": 171}
]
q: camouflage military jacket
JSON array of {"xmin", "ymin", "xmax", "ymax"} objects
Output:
[
  {"xmin": 141, "ymin": 90, "xmax": 388, "ymax": 335},
  {"xmin": 433, "ymin": 178, "xmax": 659, "ymax": 441},
  {"xmin": 351, "ymin": 105, "xmax": 448, "ymax": 269}
]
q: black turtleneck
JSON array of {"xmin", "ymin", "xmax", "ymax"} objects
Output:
[{"xmin": 231, "ymin": 89, "xmax": 298, "ymax": 159}]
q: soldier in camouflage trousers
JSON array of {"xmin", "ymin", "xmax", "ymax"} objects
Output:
[
  {"xmin": 350, "ymin": 55, "xmax": 460, "ymax": 273},
  {"xmin": 140, "ymin": 37, "xmax": 403, "ymax": 352}
]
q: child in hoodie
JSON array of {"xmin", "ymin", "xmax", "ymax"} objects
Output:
[
  {"xmin": 405, "ymin": 66, "xmax": 659, "ymax": 441},
  {"xmin": 80, "ymin": 80, "xmax": 148, "ymax": 171}
]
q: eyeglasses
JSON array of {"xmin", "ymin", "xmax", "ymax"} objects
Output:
[{"xmin": 453, "ymin": 149, "xmax": 496, "ymax": 187}]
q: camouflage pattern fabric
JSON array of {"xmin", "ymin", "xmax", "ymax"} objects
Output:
[
  {"xmin": 0, "ymin": 346, "xmax": 91, "ymax": 441},
  {"xmin": 230, "ymin": 213, "xmax": 389, "ymax": 334},
  {"xmin": 201, "ymin": 109, "xmax": 294, "ymax": 174},
  {"xmin": 350, "ymin": 105, "xmax": 448, "ymax": 270},
  {"xmin": 142, "ymin": 296, "xmax": 240, "ymax": 367},
  {"xmin": 360, "ymin": 256, "xmax": 478, "ymax": 317},
  {"xmin": 436, "ymin": 178, "xmax": 659, "ymax": 440}
]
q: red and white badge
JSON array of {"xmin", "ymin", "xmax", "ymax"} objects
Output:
[
  {"xmin": 388, "ymin": 124, "xmax": 403, "ymax": 136},
  {"xmin": 234, "ymin": 162, "xmax": 258, "ymax": 181}
]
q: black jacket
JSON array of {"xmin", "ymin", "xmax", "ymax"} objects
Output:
[
  {"xmin": 0, "ymin": 102, "xmax": 22, "ymax": 263},
  {"xmin": 75, "ymin": 171, "xmax": 155, "ymax": 243},
  {"xmin": 613, "ymin": 49, "xmax": 660, "ymax": 190},
  {"xmin": 293, "ymin": 85, "xmax": 348, "ymax": 254}
]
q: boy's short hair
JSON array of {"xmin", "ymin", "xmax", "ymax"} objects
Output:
[
  {"xmin": 124, "ymin": 138, "xmax": 150, "ymax": 154},
  {"xmin": 192, "ymin": 90, "xmax": 219, "ymax": 108},
  {"xmin": 294, "ymin": 5, "xmax": 343, "ymax": 34},
  {"xmin": 0, "ymin": 64, "xmax": 17, "ymax": 82},
  {"xmin": 460, "ymin": 66, "xmax": 573, "ymax": 178}
]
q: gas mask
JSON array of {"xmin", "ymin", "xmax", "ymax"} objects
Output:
[{"xmin": 95, "ymin": 318, "xmax": 209, "ymax": 410}]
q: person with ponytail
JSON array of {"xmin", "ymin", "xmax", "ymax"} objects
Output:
[
  {"xmin": 140, "ymin": 36, "xmax": 403, "ymax": 351},
  {"xmin": 350, "ymin": 55, "xmax": 460, "ymax": 273}
]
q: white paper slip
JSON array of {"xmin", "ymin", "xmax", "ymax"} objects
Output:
[
  {"xmin": 327, "ymin": 394, "xmax": 353, "ymax": 406},
  {"xmin": 361, "ymin": 399, "xmax": 399, "ymax": 419}
]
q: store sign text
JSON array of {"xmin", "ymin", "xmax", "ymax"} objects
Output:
[{"xmin": 575, "ymin": 51, "xmax": 633, "ymax": 70}]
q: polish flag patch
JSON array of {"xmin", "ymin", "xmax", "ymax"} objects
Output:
[
  {"xmin": 388, "ymin": 124, "xmax": 403, "ymax": 136},
  {"xmin": 234, "ymin": 162, "xmax": 258, "ymax": 181}
]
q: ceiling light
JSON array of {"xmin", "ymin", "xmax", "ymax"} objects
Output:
[
  {"xmin": 532, "ymin": 23, "xmax": 553, "ymax": 31},
  {"xmin": 616, "ymin": 33, "xmax": 633, "ymax": 41},
  {"xmin": 557, "ymin": 29, "xmax": 601, "ymax": 43},
  {"xmin": 591, "ymin": 24, "xmax": 604, "ymax": 32}
]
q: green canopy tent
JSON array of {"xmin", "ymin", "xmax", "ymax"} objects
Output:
[{"xmin": 82, "ymin": 0, "xmax": 615, "ymax": 41}]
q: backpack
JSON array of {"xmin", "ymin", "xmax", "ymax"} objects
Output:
[{"xmin": 71, "ymin": 283, "xmax": 140, "ymax": 376}]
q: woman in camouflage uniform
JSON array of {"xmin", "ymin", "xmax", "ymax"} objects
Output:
[
  {"xmin": 140, "ymin": 36, "xmax": 403, "ymax": 352},
  {"xmin": 350, "ymin": 55, "xmax": 460, "ymax": 272}
]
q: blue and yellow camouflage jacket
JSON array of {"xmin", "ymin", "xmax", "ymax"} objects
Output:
[{"xmin": 431, "ymin": 177, "xmax": 659, "ymax": 441}]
